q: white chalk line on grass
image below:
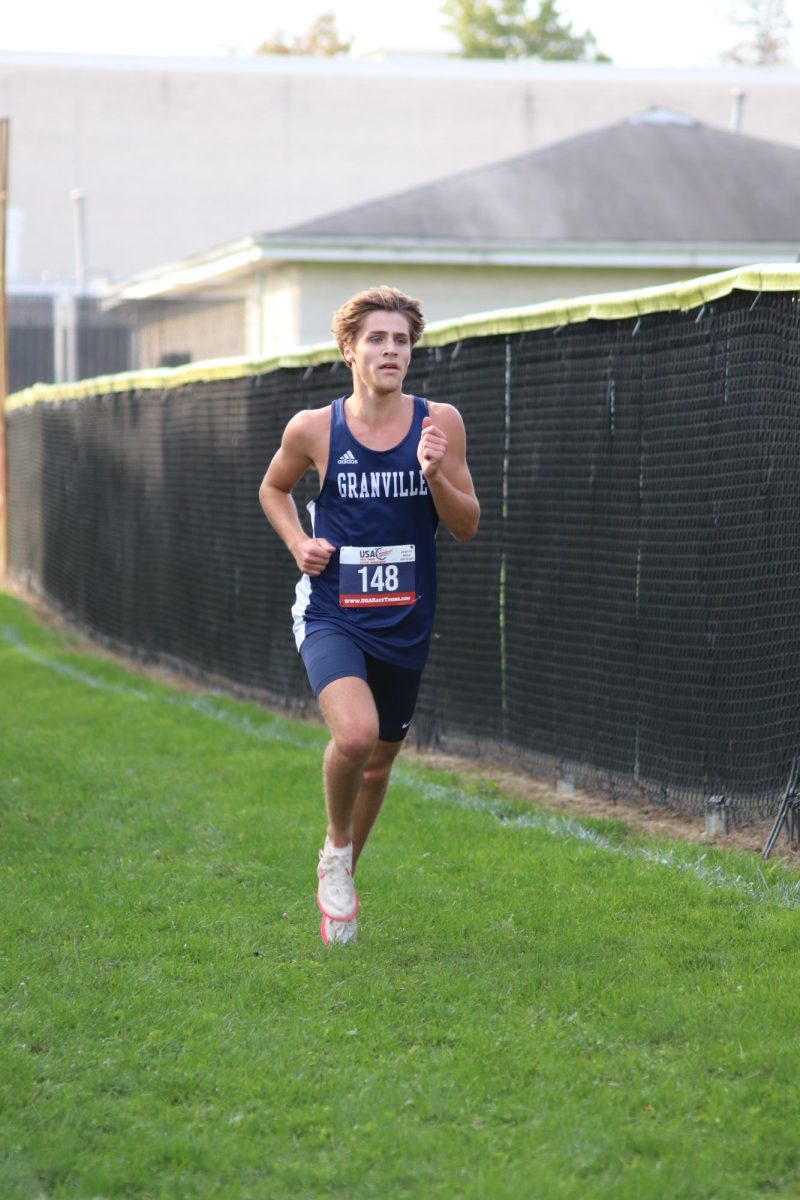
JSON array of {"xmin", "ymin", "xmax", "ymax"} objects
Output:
[
  {"xmin": 400, "ymin": 775, "xmax": 800, "ymax": 910},
  {"xmin": 0, "ymin": 625, "xmax": 318, "ymax": 751},
  {"xmin": 5, "ymin": 623, "xmax": 800, "ymax": 910}
]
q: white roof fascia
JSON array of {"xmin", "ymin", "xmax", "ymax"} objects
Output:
[
  {"xmin": 105, "ymin": 238, "xmax": 800, "ymax": 303},
  {"xmin": 104, "ymin": 290, "xmax": 248, "ymax": 310},
  {"xmin": 106, "ymin": 239, "xmax": 268, "ymax": 302},
  {"xmin": 258, "ymin": 238, "xmax": 800, "ymax": 271}
]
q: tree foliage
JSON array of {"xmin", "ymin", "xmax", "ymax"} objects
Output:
[
  {"xmin": 441, "ymin": 0, "xmax": 610, "ymax": 61},
  {"xmin": 256, "ymin": 12, "xmax": 353, "ymax": 57},
  {"xmin": 720, "ymin": 0, "xmax": 793, "ymax": 65}
]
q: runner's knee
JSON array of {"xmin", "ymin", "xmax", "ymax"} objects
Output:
[
  {"xmin": 362, "ymin": 743, "xmax": 401, "ymax": 787},
  {"xmin": 331, "ymin": 720, "xmax": 379, "ymax": 768}
]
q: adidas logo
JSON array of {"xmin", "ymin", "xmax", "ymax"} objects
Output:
[{"xmin": 337, "ymin": 450, "xmax": 359, "ymax": 465}]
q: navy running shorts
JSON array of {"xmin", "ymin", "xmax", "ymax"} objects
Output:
[{"xmin": 299, "ymin": 627, "xmax": 423, "ymax": 743}]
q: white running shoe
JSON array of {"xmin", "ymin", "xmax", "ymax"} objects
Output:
[
  {"xmin": 320, "ymin": 914, "xmax": 358, "ymax": 946},
  {"xmin": 316, "ymin": 838, "xmax": 359, "ymax": 922}
]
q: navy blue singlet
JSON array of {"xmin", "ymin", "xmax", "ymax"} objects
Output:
[{"xmin": 292, "ymin": 395, "xmax": 439, "ymax": 670}]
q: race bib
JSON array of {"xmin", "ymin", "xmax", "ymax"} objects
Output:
[{"xmin": 339, "ymin": 544, "xmax": 416, "ymax": 608}]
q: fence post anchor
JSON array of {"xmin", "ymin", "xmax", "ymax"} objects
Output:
[{"xmin": 705, "ymin": 795, "xmax": 729, "ymax": 837}]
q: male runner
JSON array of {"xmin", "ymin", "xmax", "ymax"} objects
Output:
[{"xmin": 259, "ymin": 285, "xmax": 479, "ymax": 945}]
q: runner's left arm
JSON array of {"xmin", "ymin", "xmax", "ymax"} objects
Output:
[{"xmin": 417, "ymin": 405, "xmax": 480, "ymax": 542}]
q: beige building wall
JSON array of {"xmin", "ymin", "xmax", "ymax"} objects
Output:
[
  {"xmin": 254, "ymin": 267, "xmax": 301, "ymax": 358},
  {"xmin": 136, "ymin": 295, "xmax": 247, "ymax": 368},
  {"xmin": 135, "ymin": 261, "xmax": 710, "ymax": 365},
  {"xmin": 3, "ymin": 50, "xmax": 800, "ymax": 287},
  {"xmin": 253, "ymin": 262, "xmax": 711, "ymax": 356}
]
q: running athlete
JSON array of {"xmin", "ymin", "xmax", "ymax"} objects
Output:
[{"xmin": 259, "ymin": 286, "xmax": 479, "ymax": 945}]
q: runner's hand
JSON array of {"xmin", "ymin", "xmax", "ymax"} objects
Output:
[
  {"xmin": 293, "ymin": 536, "xmax": 335, "ymax": 576},
  {"xmin": 418, "ymin": 416, "xmax": 447, "ymax": 479}
]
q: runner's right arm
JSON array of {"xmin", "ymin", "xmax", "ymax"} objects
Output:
[{"xmin": 259, "ymin": 411, "xmax": 335, "ymax": 577}]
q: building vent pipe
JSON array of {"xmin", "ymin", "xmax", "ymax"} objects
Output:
[
  {"xmin": 729, "ymin": 87, "xmax": 746, "ymax": 132},
  {"xmin": 70, "ymin": 188, "xmax": 87, "ymax": 289}
]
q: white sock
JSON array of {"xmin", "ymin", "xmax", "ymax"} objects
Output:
[{"xmin": 325, "ymin": 837, "xmax": 352, "ymax": 858}]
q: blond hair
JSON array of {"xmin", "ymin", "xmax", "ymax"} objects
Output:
[{"xmin": 331, "ymin": 285, "xmax": 425, "ymax": 356}]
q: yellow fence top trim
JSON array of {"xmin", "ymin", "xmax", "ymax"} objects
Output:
[{"xmin": 7, "ymin": 262, "xmax": 800, "ymax": 411}]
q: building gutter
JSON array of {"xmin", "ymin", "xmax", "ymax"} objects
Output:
[
  {"xmin": 103, "ymin": 238, "xmax": 268, "ymax": 304},
  {"xmin": 257, "ymin": 238, "xmax": 800, "ymax": 270},
  {"xmin": 104, "ymin": 237, "xmax": 800, "ymax": 302}
]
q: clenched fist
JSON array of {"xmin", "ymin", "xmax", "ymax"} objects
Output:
[
  {"xmin": 418, "ymin": 415, "xmax": 447, "ymax": 480},
  {"xmin": 293, "ymin": 536, "xmax": 335, "ymax": 576}
]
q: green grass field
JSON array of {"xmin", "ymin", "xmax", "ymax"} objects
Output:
[{"xmin": 3, "ymin": 589, "xmax": 800, "ymax": 1200}]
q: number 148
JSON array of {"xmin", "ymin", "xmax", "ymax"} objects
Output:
[{"xmin": 357, "ymin": 564, "xmax": 399, "ymax": 592}]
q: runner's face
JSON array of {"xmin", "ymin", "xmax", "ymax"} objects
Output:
[{"xmin": 347, "ymin": 311, "xmax": 412, "ymax": 392}]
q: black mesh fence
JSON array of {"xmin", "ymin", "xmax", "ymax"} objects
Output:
[
  {"xmin": 8, "ymin": 297, "xmax": 55, "ymax": 395},
  {"xmin": 7, "ymin": 295, "xmax": 134, "ymax": 394},
  {"xmin": 8, "ymin": 288, "xmax": 800, "ymax": 823}
]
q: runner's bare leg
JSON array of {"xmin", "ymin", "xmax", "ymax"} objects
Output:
[
  {"xmin": 352, "ymin": 740, "xmax": 403, "ymax": 870},
  {"xmin": 317, "ymin": 676, "xmax": 378, "ymax": 848}
]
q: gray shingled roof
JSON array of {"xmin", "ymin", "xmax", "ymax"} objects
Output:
[{"xmin": 273, "ymin": 109, "xmax": 800, "ymax": 244}]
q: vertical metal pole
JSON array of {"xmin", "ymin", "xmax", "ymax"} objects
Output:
[
  {"xmin": 500, "ymin": 336, "xmax": 511, "ymax": 739},
  {"xmin": 729, "ymin": 87, "xmax": 746, "ymax": 132},
  {"xmin": 54, "ymin": 291, "xmax": 78, "ymax": 383},
  {"xmin": 70, "ymin": 188, "xmax": 87, "ymax": 289},
  {"xmin": 0, "ymin": 117, "xmax": 9, "ymax": 575}
]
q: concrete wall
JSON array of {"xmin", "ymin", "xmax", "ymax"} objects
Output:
[{"xmin": 4, "ymin": 50, "xmax": 800, "ymax": 287}]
